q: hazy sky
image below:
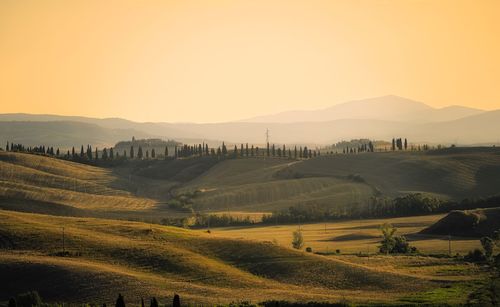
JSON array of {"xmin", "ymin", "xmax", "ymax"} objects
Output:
[{"xmin": 1, "ymin": 0, "xmax": 499, "ymax": 123}]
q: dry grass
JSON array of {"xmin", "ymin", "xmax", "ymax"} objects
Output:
[
  {"xmin": 0, "ymin": 152, "xmax": 156, "ymax": 212},
  {"xmin": 0, "ymin": 210, "xmax": 439, "ymax": 305},
  {"xmin": 210, "ymin": 215, "xmax": 482, "ymax": 255}
]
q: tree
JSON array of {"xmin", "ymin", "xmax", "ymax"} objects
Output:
[
  {"xmin": 109, "ymin": 147, "xmax": 114, "ymax": 160},
  {"xmin": 404, "ymin": 138, "xmax": 408, "ymax": 150},
  {"xmin": 141, "ymin": 298, "xmax": 145, "ymax": 307},
  {"xmin": 272, "ymin": 144, "xmax": 276, "ymax": 157},
  {"xmin": 80, "ymin": 145, "xmax": 85, "ymax": 158},
  {"xmin": 130, "ymin": 146, "xmax": 135, "ymax": 159},
  {"xmin": 481, "ymin": 237, "xmax": 495, "ymax": 259},
  {"xmin": 292, "ymin": 230, "xmax": 304, "ymax": 249},
  {"xmin": 379, "ymin": 223, "xmax": 397, "ymax": 254},
  {"xmin": 138, "ymin": 146, "xmax": 143, "ymax": 159},
  {"xmin": 6, "ymin": 141, "xmax": 9, "ymax": 152},
  {"xmin": 56, "ymin": 148, "xmax": 60, "ymax": 156},
  {"xmin": 115, "ymin": 294, "xmax": 125, "ymax": 307},
  {"xmin": 8, "ymin": 297, "xmax": 16, "ymax": 307},
  {"xmin": 391, "ymin": 138, "xmax": 396, "ymax": 151},
  {"xmin": 151, "ymin": 148, "xmax": 156, "ymax": 159},
  {"xmin": 102, "ymin": 148, "xmax": 108, "ymax": 160},
  {"xmin": 149, "ymin": 297, "xmax": 158, "ymax": 307},
  {"xmin": 173, "ymin": 294, "xmax": 181, "ymax": 307},
  {"xmin": 165, "ymin": 146, "xmax": 169, "ymax": 159},
  {"xmin": 266, "ymin": 142, "xmax": 270, "ymax": 157}
]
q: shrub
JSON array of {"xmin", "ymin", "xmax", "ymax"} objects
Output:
[
  {"xmin": 336, "ymin": 249, "xmax": 340, "ymax": 254},
  {"xmin": 16, "ymin": 291, "xmax": 42, "ymax": 307},
  {"xmin": 8, "ymin": 298, "xmax": 17, "ymax": 307},
  {"xmin": 465, "ymin": 249, "xmax": 487, "ymax": 262},
  {"xmin": 305, "ymin": 247, "xmax": 312, "ymax": 253}
]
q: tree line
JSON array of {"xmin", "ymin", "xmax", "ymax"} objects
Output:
[{"xmin": 260, "ymin": 194, "xmax": 500, "ymax": 225}]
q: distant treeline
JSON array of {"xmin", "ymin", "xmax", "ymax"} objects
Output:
[
  {"xmin": 260, "ymin": 194, "xmax": 500, "ymax": 225},
  {"xmin": 3, "ymin": 139, "xmax": 326, "ymax": 164}
]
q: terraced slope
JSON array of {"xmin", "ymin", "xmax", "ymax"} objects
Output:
[{"xmin": 0, "ymin": 210, "xmax": 429, "ymax": 305}]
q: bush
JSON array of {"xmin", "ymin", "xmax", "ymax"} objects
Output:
[
  {"xmin": 465, "ymin": 249, "xmax": 487, "ymax": 262},
  {"xmin": 16, "ymin": 291, "xmax": 42, "ymax": 307},
  {"xmin": 305, "ymin": 247, "xmax": 312, "ymax": 253},
  {"xmin": 336, "ymin": 249, "xmax": 340, "ymax": 254}
]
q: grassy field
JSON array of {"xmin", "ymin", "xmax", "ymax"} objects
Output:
[
  {"xmin": 209, "ymin": 214, "xmax": 483, "ymax": 255},
  {"xmin": 0, "ymin": 210, "xmax": 457, "ymax": 305}
]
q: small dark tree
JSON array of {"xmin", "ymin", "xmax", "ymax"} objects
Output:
[
  {"xmin": 115, "ymin": 294, "xmax": 125, "ymax": 307},
  {"xmin": 141, "ymin": 298, "xmax": 145, "ymax": 307},
  {"xmin": 130, "ymin": 146, "xmax": 135, "ymax": 159},
  {"xmin": 109, "ymin": 147, "xmax": 114, "ymax": 160},
  {"xmin": 173, "ymin": 294, "xmax": 180, "ymax": 307},
  {"xmin": 8, "ymin": 297, "xmax": 16, "ymax": 307},
  {"xmin": 404, "ymin": 138, "xmax": 408, "ymax": 150},
  {"xmin": 151, "ymin": 148, "xmax": 156, "ymax": 159},
  {"xmin": 138, "ymin": 146, "xmax": 143, "ymax": 159},
  {"xmin": 164, "ymin": 146, "xmax": 169, "ymax": 159},
  {"xmin": 481, "ymin": 237, "xmax": 495, "ymax": 259},
  {"xmin": 149, "ymin": 297, "xmax": 158, "ymax": 307}
]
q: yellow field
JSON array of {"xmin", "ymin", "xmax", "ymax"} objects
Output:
[{"xmin": 209, "ymin": 214, "xmax": 482, "ymax": 255}]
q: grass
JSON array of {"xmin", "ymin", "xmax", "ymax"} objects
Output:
[
  {"xmin": 0, "ymin": 210, "xmax": 439, "ymax": 305},
  {"xmin": 209, "ymin": 215, "xmax": 482, "ymax": 255}
]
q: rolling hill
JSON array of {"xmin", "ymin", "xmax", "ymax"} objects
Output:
[
  {"xmin": 422, "ymin": 207, "xmax": 500, "ymax": 237},
  {"xmin": 3, "ymin": 148, "xmax": 500, "ymax": 218},
  {"xmin": 0, "ymin": 210, "xmax": 430, "ymax": 305}
]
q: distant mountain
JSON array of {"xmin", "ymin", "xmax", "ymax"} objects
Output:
[
  {"xmin": 242, "ymin": 95, "xmax": 484, "ymax": 123},
  {"xmin": 0, "ymin": 97, "xmax": 498, "ymax": 146},
  {"xmin": 0, "ymin": 121, "xmax": 153, "ymax": 149}
]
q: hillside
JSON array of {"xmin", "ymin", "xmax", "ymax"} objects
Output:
[
  {"xmin": 0, "ymin": 210, "xmax": 429, "ymax": 305},
  {"xmin": 175, "ymin": 148, "xmax": 500, "ymax": 213},
  {"xmin": 0, "ymin": 151, "xmax": 158, "ymax": 217},
  {"xmin": 422, "ymin": 207, "xmax": 500, "ymax": 237}
]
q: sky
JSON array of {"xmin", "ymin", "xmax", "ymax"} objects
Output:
[{"xmin": 1, "ymin": 0, "xmax": 499, "ymax": 123}]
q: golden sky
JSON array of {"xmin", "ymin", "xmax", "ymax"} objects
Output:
[{"xmin": 1, "ymin": 0, "xmax": 499, "ymax": 123}]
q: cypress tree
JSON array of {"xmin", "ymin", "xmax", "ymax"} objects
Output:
[
  {"xmin": 56, "ymin": 148, "xmax": 60, "ymax": 156},
  {"xmin": 173, "ymin": 294, "xmax": 180, "ymax": 307},
  {"xmin": 109, "ymin": 147, "xmax": 114, "ymax": 160},
  {"xmin": 404, "ymin": 138, "xmax": 408, "ymax": 150},
  {"xmin": 123, "ymin": 149, "xmax": 127, "ymax": 158},
  {"xmin": 245, "ymin": 143, "xmax": 249, "ymax": 157},
  {"xmin": 130, "ymin": 146, "xmax": 135, "ymax": 159},
  {"xmin": 233, "ymin": 145, "xmax": 238, "ymax": 158},
  {"xmin": 115, "ymin": 294, "xmax": 125, "ymax": 307},
  {"xmin": 272, "ymin": 144, "xmax": 275, "ymax": 157},
  {"xmin": 149, "ymin": 298, "xmax": 158, "ymax": 307},
  {"xmin": 151, "ymin": 148, "xmax": 155, "ymax": 159},
  {"xmin": 80, "ymin": 145, "xmax": 84, "ymax": 158},
  {"xmin": 95, "ymin": 147, "xmax": 99, "ymax": 160},
  {"xmin": 138, "ymin": 146, "xmax": 143, "ymax": 159},
  {"xmin": 6, "ymin": 142, "xmax": 9, "ymax": 151},
  {"xmin": 294, "ymin": 146, "xmax": 297, "ymax": 159},
  {"xmin": 392, "ymin": 138, "xmax": 396, "ymax": 151},
  {"xmin": 102, "ymin": 148, "xmax": 108, "ymax": 160},
  {"xmin": 164, "ymin": 146, "xmax": 169, "ymax": 159},
  {"xmin": 266, "ymin": 142, "xmax": 270, "ymax": 157},
  {"xmin": 141, "ymin": 298, "xmax": 145, "ymax": 307}
]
